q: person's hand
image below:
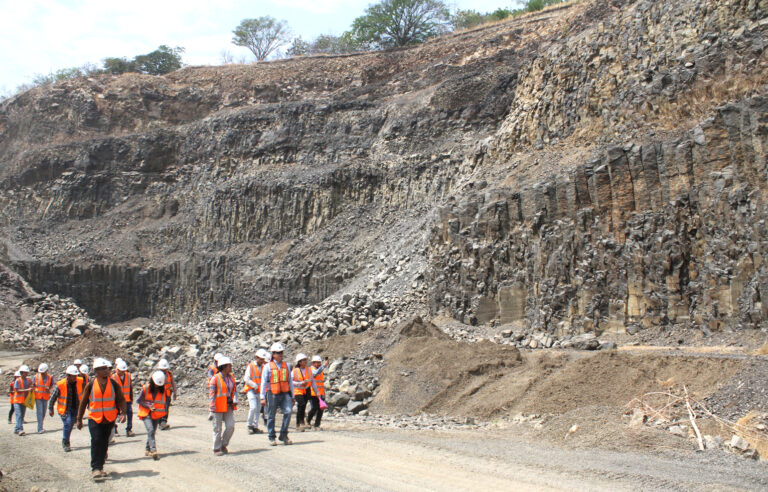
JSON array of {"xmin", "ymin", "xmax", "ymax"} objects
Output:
[
  {"xmin": 292, "ymin": 397, "xmax": 296, "ymax": 406},
  {"xmin": 260, "ymin": 398, "xmax": 266, "ymax": 406},
  {"xmin": 49, "ymin": 409, "xmax": 54, "ymax": 417},
  {"xmin": 118, "ymin": 414, "xmax": 126, "ymax": 424},
  {"xmin": 76, "ymin": 420, "xmax": 83, "ymax": 430}
]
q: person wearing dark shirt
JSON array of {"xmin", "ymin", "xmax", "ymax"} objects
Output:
[{"xmin": 48, "ymin": 365, "xmax": 84, "ymax": 452}]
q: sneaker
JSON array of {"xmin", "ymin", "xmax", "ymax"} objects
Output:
[
  {"xmin": 254, "ymin": 428, "xmax": 264, "ymax": 434},
  {"xmin": 17, "ymin": 430, "xmax": 25, "ymax": 436},
  {"xmin": 313, "ymin": 426, "xmax": 322, "ymax": 431},
  {"xmin": 126, "ymin": 430, "xmax": 135, "ymax": 437},
  {"xmin": 221, "ymin": 446, "xmax": 229, "ymax": 454},
  {"xmin": 269, "ymin": 439, "xmax": 277, "ymax": 446},
  {"xmin": 152, "ymin": 451, "xmax": 159, "ymax": 461},
  {"xmin": 208, "ymin": 413, "xmax": 214, "ymax": 421},
  {"xmin": 160, "ymin": 423, "xmax": 171, "ymax": 430},
  {"xmin": 145, "ymin": 450, "xmax": 152, "ymax": 457},
  {"xmin": 38, "ymin": 429, "xmax": 45, "ymax": 434},
  {"xmin": 248, "ymin": 426, "xmax": 256, "ymax": 434},
  {"xmin": 214, "ymin": 449, "xmax": 224, "ymax": 456},
  {"xmin": 283, "ymin": 437, "xmax": 293, "ymax": 445},
  {"xmin": 100, "ymin": 470, "xmax": 109, "ymax": 478},
  {"xmin": 92, "ymin": 470, "xmax": 104, "ymax": 482},
  {"xmin": 62, "ymin": 441, "xmax": 69, "ymax": 451}
]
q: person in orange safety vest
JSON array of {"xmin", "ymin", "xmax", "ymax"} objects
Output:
[
  {"xmin": 137, "ymin": 371, "xmax": 168, "ymax": 460},
  {"xmin": 209, "ymin": 356, "xmax": 237, "ymax": 456}
]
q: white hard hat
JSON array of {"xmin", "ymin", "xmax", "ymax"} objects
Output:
[
  {"xmin": 114, "ymin": 357, "xmax": 124, "ymax": 365},
  {"xmin": 116, "ymin": 360, "xmax": 128, "ymax": 371},
  {"xmin": 270, "ymin": 342, "xmax": 285, "ymax": 353},
  {"xmin": 66, "ymin": 365, "xmax": 80, "ymax": 376},
  {"xmin": 157, "ymin": 359, "xmax": 170, "ymax": 370},
  {"xmin": 312, "ymin": 355, "xmax": 322, "ymax": 363},
  {"xmin": 14, "ymin": 371, "xmax": 21, "ymax": 377},
  {"xmin": 93, "ymin": 358, "xmax": 111, "ymax": 369},
  {"xmin": 152, "ymin": 370, "xmax": 166, "ymax": 386},
  {"xmin": 255, "ymin": 348, "xmax": 268, "ymax": 360},
  {"xmin": 217, "ymin": 356, "xmax": 232, "ymax": 367},
  {"xmin": 80, "ymin": 364, "xmax": 89, "ymax": 374},
  {"xmin": 214, "ymin": 352, "xmax": 223, "ymax": 361},
  {"xmin": 19, "ymin": 365, "xmax": 30, "ymax": 373},
  {"xmin": 38, "ymin": 363, "xmax": 49, "ymax": 373},
  {"xmin": 295, "ymin": 353, "xmax": 308, "ymax": 363},
  {"xmin": 74, "ymin": 359, "xmax": 82, "ymax": 365}
]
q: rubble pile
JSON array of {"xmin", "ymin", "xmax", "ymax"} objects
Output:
[
  {"xmin": 112, "ymin": 294, "xmax": 396, "ymax": 395},
  {"xmin": 0, "ymin": 293, "xmax": 98, "ymax": 351}
]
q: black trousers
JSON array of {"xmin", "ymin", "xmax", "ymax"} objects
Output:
[
  {"xmin": 88, "ymin": 419, "xmax": 115, "ymax": 471},
  {"xmin": 295, "ymin": 394, "xmax": 309, "ymax": 426},
  {"xmin": 307, "ymin": 395, "xmax": 324, "ymax": 427},
  {"xmin": 161, "ymin": 401, "xmax": 170, "ymax": 424},
  {"xmin": 8, "ymin": 405, "xmax": 14, "ymax": 421}
]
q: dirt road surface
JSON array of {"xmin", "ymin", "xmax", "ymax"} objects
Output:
[{"xmin": 1, "ymin": 403, "xmax": 766, "ymax": 491}]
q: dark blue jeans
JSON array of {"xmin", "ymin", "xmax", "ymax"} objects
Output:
[
  {"xmin": 266, "ymin": 392, "xmax": 293, "ymax": 440},
  {"xmin": 61, "ymin": 407, "xmax": 77, "ymax": 443}
]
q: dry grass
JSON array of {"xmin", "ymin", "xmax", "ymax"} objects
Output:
[
  {"xmin": 646, "ymin": 69, "xmax": 767, "ymax": 130},
  {"xmin": 736, "ymin": 411, "xmax": 768, "ymax": 459},
  {"xmin": 751, "ymin": 343, "xmax": 768, "ymax": 356}
]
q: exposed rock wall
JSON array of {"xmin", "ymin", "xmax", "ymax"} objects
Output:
[
  {"xmin": 428, "ymin": 96, "xmax": 768, "ymax": 333},
  {"xmin": 0, "ymin": 0, "xmax": 766, "ymax": 329}
]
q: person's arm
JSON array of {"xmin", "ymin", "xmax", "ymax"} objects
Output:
[
  {"xmin": 136, "ymin": 386, "xmax": 149, "ymax": 409},
  {"xmin": 243, "ymin": 365, "xmax": 259, "ymax": 390},
  {"xmin": 15, "ymin": 379, "xmax": 31, "ymax": 394},
  {"xmin": 288, "ymin": 364, "xmax": 295, "ymax": 396},
  {"xmin": 114, "ymin": 380, "xmax": 127, "ymax": 415},
  {"xmin": 259, "ymin": 366, "xmax": 270, "ymax": 401},
  {"xmin": 48, "ymin": 386, "xmax": 60, "ymax": 414},
  {"xmin": 311, "ymin": 364, "xmax": 326, "ymax": 377},
  {"xmin": 77, "ymin": 381, "xmax": 93, "ymax": 423}
]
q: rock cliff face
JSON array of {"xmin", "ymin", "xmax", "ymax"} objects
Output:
[{"xmin": 1, "ymin": 0, "xmax": 767, "ymax": 334}]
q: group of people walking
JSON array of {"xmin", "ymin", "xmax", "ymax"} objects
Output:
[
  {"xmin": 8, "ymin": 356, "xmax": 178, "ymax": 481},
  {"xmin": 208, "ymin": 342, "xmax": 328, "ymax": 454},
  {"xmin": 6, "ymin": 342, "xmax": 328, "ymax": 481}
]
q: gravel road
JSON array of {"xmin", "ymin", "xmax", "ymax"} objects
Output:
[{"xmin": 1, "ymin": 403, "xmax": 766, "ymax": 491}]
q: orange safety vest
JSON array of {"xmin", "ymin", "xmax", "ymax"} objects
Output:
[
  {"xmin": 243, "ymin": 362, "xmax": 261, "ymax": 393},
  {"xmin": 292, "ymin": 367, "xmax": 311, "ymax": 396},
  {"xmin": 111, "ymin": 371, "xmax": 132, "ymax": 402},
  {"xmin": 311, "ymin": 371, "xmax": 325, "ymax": 397},
  {"xmin": 88, "ymin": 379, "xmax": 119, "ymax": 423},
  {"xmin": 210, "ymin": 373, "xmax": 236, "ymax": 413},
  {"xmin": 268, "ymin": 361, "xmax": 290, "ymax": 395},
  {"xmin": 11, "ymin": 377, "xmax": 30, "ymax": 404},
  {"xmin": 137, "ymin": 384, "xmax": 167, "ymax": 420},
  {"xmin": 78, "ymin": 374, "xmax": 89, "ymax": 387},
  {"xmin": 164, "ymin": 370, "xmax": 174, "ymax": 398},
  {"xmin": 8, "ymin": 380, "xmax": 15, "ymax": 404},
  {"xmin": 56, "ymin": 378, "xmax": 84, "ymax": 415},
  {"xmin": 34, "ymin": 373, "xmax": 53, "ymax": 400}
]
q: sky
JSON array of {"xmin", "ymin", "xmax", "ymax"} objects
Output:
[{"xmin": 0, "ymin": 0, "xmax": 521, "ymax": 94}]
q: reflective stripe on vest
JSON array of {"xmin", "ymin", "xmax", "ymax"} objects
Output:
[
  {"xmin": 269, "ymin": 361, "xmax": 290, "ymax": 394},
  {"xmin": 88, "ymin": 379, "xmax": 119, "ymax": 423},
  {"xmin": 11, "ymin": 377, "xmax": 30, "ymax": 404},
  {"xmin": 212, "ymin": 373, "xmax": 234, "ymax": 413},
  {"xmin": 164, "ymin": 370, "xmax": 174, "ymax": 397},
  {"xmin": 311, "ymin": 371, "xmax": 325, "ymax": 397},
  {"xmin": 112, "ymin": 371, "xmax": 132, "ymax": 402},
  {"xmin": 138, "ymin": 384, "xmax": 167, "ymax": 420},
  {"xmin": 56, "ymin": 378, "xmax": 84, "ymax": 415},
  {"xmin": 243, "ymin": 362, "xmax": 260, "ymax": 392},
  {"xmin": 8, "ymin": 381, "xmax": 15, "ymax": 404},
  {"xmin": 292, "ymin": 367, "xmax": 311, "ymax": 396},
  {"xmin": 34, "ymin": 373, "xmax": 52, "ymax": 400}
]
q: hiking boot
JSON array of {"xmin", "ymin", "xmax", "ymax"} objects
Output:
[
  {"xmin": 38, "ymin": 429, "xmax": 45, "ymax": 434},
  {"xmin": 16, "ymin": 430, "xmax": 25, "ymax": 436},
  {"xmin": 221, "ymin": 446, "xmax": 229, "ymax": 454},
  {"xmin": 269, "ymin": 439, "xmax": 277, "ymax": 446},
  {"xmin": 62, "ymin": 441, "xmax": 70, "ymax": 452},
  {"xmin": 92, "ymin": 470, "xmax": 103, "ymax": 482},
  {"xmin": 253, "ymin": 427, "xmax": 264, "ymax": 434},
  {"xmin": 214, "ymin": 449, "xmax": 224, "ymax": 456},
  {"xmin": 145, "ymin": 450, "xmax": 152, "ymax": 457},
  {"xmin": 126, "ymin": 430, "xmax": 135, "ymax": 437},
  {"xmin": 248, "ymin": 426, "xmax": 256, "ymax": 434},
  {"xmin": 296, "ymin": 424, "xmax": 305, "ymax": 432},
  {"xmin": 283, "ymin": 437, "xmax": 293, "ymax": 445},
  {"xmin": 152, "ymin": 451, "xmax": 159, "ymax": 461}
]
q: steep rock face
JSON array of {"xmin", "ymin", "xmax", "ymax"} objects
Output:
[
  {"xmin": 0, "ymin": 0, "xmax": 766, "ymax": 328},
  {"xmin": 428, "ymin": 96, "xmax": 768, "ymax": 333}
]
